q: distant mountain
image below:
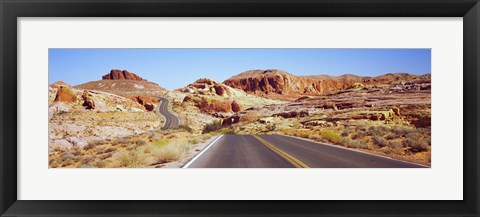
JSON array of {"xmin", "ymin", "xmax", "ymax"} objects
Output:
[
  {"xmin": 223, "ymin": 69, "xmax": 425, "ymax": 100},
  {"xmin": 75, "ymin": 69, "xmax": 167, "ymax": 97}
]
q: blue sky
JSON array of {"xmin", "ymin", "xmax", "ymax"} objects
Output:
[{"xmin": 49, "ymin": 49, "xmax": 431, "ymax": 90}]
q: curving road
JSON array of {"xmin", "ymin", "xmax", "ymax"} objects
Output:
[
  {"xmin": 183, "ymin": 134, "xmax": 427, "ymax": 168},
  {"xmin": 158, "ymin": 96, "xmax": 180, "ymax": 130}
]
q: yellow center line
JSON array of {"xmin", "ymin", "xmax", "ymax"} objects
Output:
[{"xmin": 252, "ymin": 135, "xmax": 310, "ymax": 168}]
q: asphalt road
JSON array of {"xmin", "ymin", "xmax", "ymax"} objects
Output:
[
  {"xmin": 158, "ymin": 97, "xmax": 180, "ymax": 130},
  {"xmin": 183, "ymin": 134, "xmax": 426, "ymax": 168}
]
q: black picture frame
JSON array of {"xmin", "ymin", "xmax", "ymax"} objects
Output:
[{"xmin": 1, "ymin": 0, "xmax": 479, "ymax": 216}]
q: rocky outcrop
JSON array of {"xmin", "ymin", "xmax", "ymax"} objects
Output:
[
  {"xmin": 82, "ymin": 90, "xmax": 96, "ymax": 110},
  {"xmin": 54, "ymin": 86, "xmax": 77, "ymax": 104},
  {"xmin": 231, "ymin": 100, "xmax": 242, "ymax": 112},
  {"xmin": 222, "ymin": 114, "xmax": 241, "ymax": 126},
  {"xmin": 183, "ymin": 95, "xmax": 232, "ymax": 113},
  {"xmin": 273, "ymin": 110, "xmax": 311, "ymax": 118},
  {"xmin": 128, "ymin": 96, "xmax": 160, "ymax": 111},
  {"xmin": 178, "ymin": 78, "xmax": 246, "ymax": 97},
  {"xmin": 102, "ymin": 69, "xmax": 146, "ymax": 81}
]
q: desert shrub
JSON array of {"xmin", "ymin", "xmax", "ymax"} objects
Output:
[
  {"xmin": 111, "ymin": 148, "xmax": 146, "ymax": 168},
  {"xmin": 341, "ymin": 131, "xmax": 349, "ymax": 137},
  {"xmin": 351, "ymin": 132, "xmax": 366, "ymax": 140},
  {"xmin": 388, "ymin": 140, "xmax": 403, "ymax": 149},
  {"xmin": 367, "ymin": 126, "xmax": 389, "ymax": 137},
  {"xmin": 403, "ymin": 138, "xmax": 429, "ymax": 153},
  {"xmin": 151, "ymin": 143, "xmax": 189, "ymax": 164},
  {"xmin": 342, "ymin": 138, "xmax": 368, "ymax": 149},
  {"xmin": 134, "ymin": 139, "xmax": 147, "ymax": 146},
  {"xmin": 102, "ymin": 147, "xmax": 116, "ymax": 154},
  {"xmin": 189, "ymin": 137, "xmax": 202, "ymax": 144},
  {"xmin": 372, "ymin": 136, "xmax": 388, "ymax": 147},
  {"xmin": 152, "ymin": 138, "xmax": 169, "ymax": 147},
  {"xmin": 266, "ymin": 124, "xmax": 277, "ymax": 132},
  {"xmin": 292, "ymin": 122, "xmax": 303, "ymax": 129},
  {"xmin": 295, "ymin": 131, "xmax": 310, "ymax": 138},
  {"xmin": 59, "ymin": 153, "xmax": 75, "ymax": 166},
  {"xmin": 385, "ymin": 134, "xmax": 396, "ymax": 140},
  {"xmin": 339, "ymin": 137, "xmax": 352, "ymax": 147},
  {"xmin": 392, "ymin": 126, "xmax": 410, "ymax": 137},
  {"xmin": 320, "ymin": 130, "xmax": 342, "ymax": 144},
  {"xmin": 80, "ymin": 156, "xmax": 95, "ymax": 165},
  {"xmin": 217, "ymin": 127, "xmax": 236, "ymax": 134},
  {"xmin": 176, "ymin": 124, "xmax": 194, "ymax": 133},
  {"xmin": 355, "ymin": 125, "xmax": 368, "ymax": 132},
  {"xmin": 202, "ymin": 120, "xmax": 223, "ymax": 134}
]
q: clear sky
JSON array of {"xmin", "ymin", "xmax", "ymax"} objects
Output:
[{"xmin": 49, "ymin": 48, "xmax": 431, "ymax": 90}]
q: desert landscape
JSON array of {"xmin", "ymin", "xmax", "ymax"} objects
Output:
[{"xmin": 49, "ymin": 66, "xmax": 431, "ymax": 168}]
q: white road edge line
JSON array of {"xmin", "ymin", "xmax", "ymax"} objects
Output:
[
  {"xmin": 280, "ymin": 134, "xmax": 429, "ymax": 168},
  {"xmin": 182, "ymin": 135, "xmax": 224, "ymax": 168}
]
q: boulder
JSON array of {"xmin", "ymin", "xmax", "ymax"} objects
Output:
[
  {"xmin": 258, "ymin": 117, "xmax": 274, "ymax": 124},
  {"xmin": 222, "ymin": 115, "xmax": 241, "ymax": 126},
  {"xmin": 231, "ymin": 100, "xmax": 242, "ymax": 112},
  {"xmin": 144, "ymin": 103, "xmax": 155, "ymax": 111},
  {"xmin": 128, "ymin": 96, "xmax": 159, "ymax": 111},
  {"xmin": 82, "ymin": 90, "xmax": 96, "ymax": 110}
]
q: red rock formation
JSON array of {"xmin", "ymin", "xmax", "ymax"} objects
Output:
[
  {"xmin": 223, "ymin": 70, "xmax": 423, "ymax": 101},
  {"xmin": 54, "ymin": 86, "xmax": 77, "ymax": 104},
  {"xmin": 231, "ymin": 100, "xmax": 242, "ymax": 112},
  {"xmin": 183, "ymin": 95, "xmax": 232, "ymax": 113},
  {"xmin": 127, "ymin": 96, "xmax": 160, "ymax": 111},
  {"xmin": 223, "ymin": 69, "xmax": 356, "ymax": 97},
  {"xmin": 102, "ymin": 69, "xmax": 146, "ymax": 81},
  {"xmin": 178, "ymin": 78, "xmax": 233, "ymax": 97}
]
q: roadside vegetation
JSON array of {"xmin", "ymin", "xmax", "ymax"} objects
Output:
[{"xmin": 49, "ymin": 127, "xmax": 213, "ymax": 168}]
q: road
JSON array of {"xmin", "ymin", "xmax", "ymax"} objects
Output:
[
  {"xmin": 158, "ymin": 97, "xmax": 180, "ymax": 130},
  {"xmin": 183, "ymin": 134, "xmax": 426, "ymax": 168}
]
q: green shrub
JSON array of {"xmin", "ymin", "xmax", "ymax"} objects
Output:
[
  {"xmin": 266, "ymin": 124, "xmax": 277, "ymax": 132},
  {"xmin": 368, "ymin": 126, "xmax": 388, "ymax": 137},
  {"xmin": 388, "ymin": 140, "xmax": 403, "ymax": 149},
  {"xmin": 176, "ymin": 124, "xmax": 193, "ymax": 133},
  {"xmin": 217, "ymin": 127, "xmax": 235, "ymax": 134},
  {"xmin": 403, "ymin": 138, "xmax": 429, "ymax": 152},
  {"xmin": 320, "ymin": 130, "xmax": 342, "ymax": 144},
  {"xmin": 372, "ymin": 136, "xmax": 388, "ymax": 147},
  {"xmin": 392, "ymin": 126, "xmax": 410, "ymax": 137},
  {"xmin": 112, "ymin": 148, "xmax": 146, "ymax": 168},
  {"xmin": 134, "ymin": 139, "xmax": 147, "ymax": 146},
  {"xmin": 152, "ymin": 138, "xmax": 169, "ymax": 147},
  {"xmin": 202, "ymin": 120, "xmax": 223, "ymax": 134}
]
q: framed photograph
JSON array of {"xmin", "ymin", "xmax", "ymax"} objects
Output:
[{"xmin": 1, "ymin": 0, "xmax": 478, "ymax": 216}]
